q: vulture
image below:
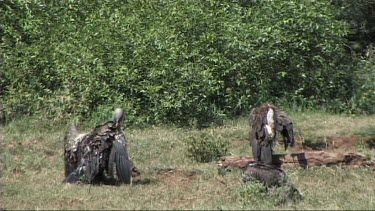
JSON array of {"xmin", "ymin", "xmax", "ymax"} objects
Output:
[
  {"xmin": 63, "ymin": 108, "xmax": 138, "ymax": 184},
  {"xmin": 249, "ymin": 103, "xmax": 295, "ymax": 165}
]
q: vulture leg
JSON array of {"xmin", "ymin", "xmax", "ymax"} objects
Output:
[
  {"xmin": 250, "ymin": 131, "xmax": 259, "ymax": 162},
  {"xmin": 252, "ymin": 140, "xmax": 259, "ymax": 162},
  {"xmin": 259, "ymin": 141, "xmax": 273, "ymax": 165}
]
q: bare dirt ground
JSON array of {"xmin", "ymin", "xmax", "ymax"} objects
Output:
[
  {"xmin": 154, "ymin": 168, "xmax": 203, "ymax": 186},
  {"xmin": 130, "ymin": 167, "xmax": 204, "ymax": 187}
]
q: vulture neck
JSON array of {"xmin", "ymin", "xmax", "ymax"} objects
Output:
[{"xmin": 265, "ymin": 107, "xmax": 275, "ymax": 137}]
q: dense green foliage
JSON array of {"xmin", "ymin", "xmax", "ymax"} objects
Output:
[
  {"xmin": 0, "ymin": 0, "xmax": 373, "ymax": 126},
  {"xmin": 336, "ymin": 0, "xmax": 375, "ymax": 114},
  {"xmin": 338, "ymin": 0, "xmax": 375, "ymax": 54}
]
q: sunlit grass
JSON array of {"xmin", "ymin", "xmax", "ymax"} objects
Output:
[{"xmin": 1, "ymin": 111, "xmax": 375, "ymax": 210}]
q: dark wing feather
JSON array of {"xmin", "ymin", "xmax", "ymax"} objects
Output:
[
  {"xmin": 111, "ymin": 141, "xmax": 132, "ymax": 184},
  {"xmin": 274, "ymin": 109, "xmax": 295, "ymax": 149}
]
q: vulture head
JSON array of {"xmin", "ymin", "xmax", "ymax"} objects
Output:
[{"xmin": 112, "ymin": 108, "xmax": 125, "ymax": 128}]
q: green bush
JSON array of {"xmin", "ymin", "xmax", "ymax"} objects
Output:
[
  {"xmin": 351, "ymin": 58, "xmax": 375, "ymax": 114},
  {"xmin": 240, "ymin": 180, "xmax": 268, "ymax": 199},
  {"xmin": 240, "ymin": 180, "xmax": 302, "ymax": 206},
  {"xmin": 239, "ymin": 181, "xmax": 269, "ymax": 207},
  {"xmin": 0, "ymin": 0, "xmax": 368, "ymax": 126},
  {"xmin": 186, "ymin": 132, "xmax": 229, "ymax": 163}
]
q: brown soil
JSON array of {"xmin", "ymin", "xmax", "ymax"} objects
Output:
[
  {"xmin": 153, "ymin": 168, "xmax": 202, "ymax": 186},
  {"xmin": 12, "ymin": 168, "xmax": 25, "ymax": 177}
]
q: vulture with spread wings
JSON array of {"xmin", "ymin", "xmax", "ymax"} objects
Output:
[
  {"xmin": 249, "ymin": 103, "xmax": 295, "ymax": 165},
  {"xmin": 63, "ymin": 108, "xmax": 139, "ymax": 184}
]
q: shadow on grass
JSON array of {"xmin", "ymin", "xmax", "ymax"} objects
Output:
[
  {"xmin": 89, "ymin": 178, "xmax": 157, "ymax": 186},
  {"xmin": 73, "ymin": 174, "xmax": 158, "ymax": 186}
]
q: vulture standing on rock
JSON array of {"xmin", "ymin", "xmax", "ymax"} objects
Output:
[
  {"xmin": 249, "ymin": 103, "xmax": 295, "ymax": 165},
  {"xmin": 63, "ymin": 108, "xmax": 139, "ymax": 184}
]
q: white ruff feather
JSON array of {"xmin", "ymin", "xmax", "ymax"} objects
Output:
[{"xmin": 266, "ymin": 108, "xmax": 275, "ymax": 136}]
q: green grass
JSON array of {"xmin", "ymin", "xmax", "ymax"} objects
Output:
[
  {"xmin": 1, "ymin": 111, "xmax": 375, "ymax": 210},
  {"xmin": 354, "ymin": 125, "xmax": 375, "ymax": 136},
  {"xmin": 289, "ymin": 110, "xmax": 375, "ymax": 146}
]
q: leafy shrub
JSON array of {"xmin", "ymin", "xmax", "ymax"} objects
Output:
[
  {"xmin": 351, "ymin": 58, "xmax": 375, "ymax": 114},
  {"xmin": 0, "ymin": 0, "xmax": 367, "ymax": 126},
  {"xmin": 240, "ymin": 180, "xmax": 303, "ymax": 206},
  {"xmin": 239, "ymin": 180, "xmax": 268, "ymax": 199},
  {"xmin": 239, "ymin": 181, "xmax": 269, "ymax": 207},
  {"xmin": 186, "ymin": 132, "xmax": 229, "ymax": 163}
]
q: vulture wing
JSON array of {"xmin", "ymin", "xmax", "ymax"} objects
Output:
[
  {"xmin": 110, "ymin": 141, "xmax": 132, "ymax": 184},
  {"xmin": 274, "ymin": 109, "xmax": 295, "ymax": 150},
  {"xmin": 63, "ymin": 108, "xmax": 135, "ymax": 184}
]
